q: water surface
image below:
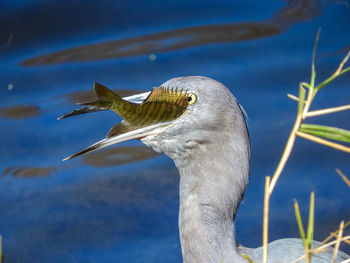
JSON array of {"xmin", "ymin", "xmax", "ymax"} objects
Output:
[{"xmin": 0, "ymin": 0, "xmax": 349, "ymax": 262}]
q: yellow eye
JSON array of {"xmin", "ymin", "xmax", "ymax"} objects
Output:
[{"xmin": 187, "ymin": 92, "xmax": 197, "ymax": 105}]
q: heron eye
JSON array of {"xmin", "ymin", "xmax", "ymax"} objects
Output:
[{"xmin": 187, "ymin": 92, "xmax": 197, "ymax": 105}]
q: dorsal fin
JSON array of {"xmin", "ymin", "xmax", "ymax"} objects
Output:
[
  {"xmin": 144, "ymin": 86, "xmax": 188, "ymax": 104},
  {"xmin": 145, "ymin": 87, "xmax": 165, "ymax": 102}
]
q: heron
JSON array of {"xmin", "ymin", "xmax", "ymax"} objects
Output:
[{"xmin": 61, "ymin": 76, "xmax": 349, "ymax": 262}]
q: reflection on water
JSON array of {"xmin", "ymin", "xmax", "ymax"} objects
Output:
[
  {"xmin": 83, "ymin": 146, "xmax": 159, "ymax": 167},
  {"xmin": 0, "ymin": 105, "xmax": 40, "ymax": 119},
  {"xmin": 2, "ymin": 167, "xmax": 55, "ymax": 178},
  {"xmin": 23, "ymin": 0, "xmax": 322, "ymax": 65},
  {"xmin": 319, "ymin": 44, "xmax": 350, "ymax": 58}
]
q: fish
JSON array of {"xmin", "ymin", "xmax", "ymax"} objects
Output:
[{"xmin": 60, "ymin": 82, "xmax": 190, "ymax": 160}]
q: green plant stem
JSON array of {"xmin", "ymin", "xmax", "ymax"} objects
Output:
[{"xmin": 316, "ymin": 67, "xmax": 350, "ymax": 91}]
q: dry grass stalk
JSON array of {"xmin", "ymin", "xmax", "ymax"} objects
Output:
[
  {"xmin": 262, "ymin": 30, "xmax": 350, "ymax": 263},
  {"xmin": 305, "ymin": 104, "xmax": 350, "ymax": 118},
  {"xmin": 336, "ymin": 169, "xmax": 350, "ymax": 187},
  {"xmin": 287, "ymin": 94, "xmax": 300, "ymax": 102},
  {"xmin": 263, "ymin": 176, "xmax": 271, "ymax": 263},
  {"xmin": 321, "ymin": 220, "xmax": 350, "ymax": 245},
  {"xmin": 289, "ymin": 235, "xmax": 350, "ymax": 263},
  {"xmin": 296, "ymin": 131, "xmax": 350, "ymax": 153},
  {"xmin": 331, "ymin": 221, "xmax": 345, "ymax": 263}
]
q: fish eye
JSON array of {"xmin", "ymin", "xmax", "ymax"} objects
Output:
[{"xmin": 187, "ymin": 92, "xmax": 197, "ymax": 105}]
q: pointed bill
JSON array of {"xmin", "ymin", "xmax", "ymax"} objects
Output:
[{"xmin": 62, "ymin": 121, "xmax": 170, "ymax": 161}]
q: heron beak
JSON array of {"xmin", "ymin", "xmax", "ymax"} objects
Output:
[
  {"xmin": 62, "ymin": 83, "xmax": 189, "ymax": 161},
  {"xmin": 62, "ymin": 121, "xmax": 170, "ymax": 161}
]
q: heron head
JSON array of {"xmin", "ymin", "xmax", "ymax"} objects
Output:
[
  {"xmin": 141, "ymin": 77, "xmax": 247, "ymax": 160},
  {"xmin": 62, "ymin": 76, "xmax": 247, "ymax": 162}
]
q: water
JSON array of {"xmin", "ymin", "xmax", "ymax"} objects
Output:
[{"xmin": 0, "ymin": 0, "xmax": 349, "ymax": 262}]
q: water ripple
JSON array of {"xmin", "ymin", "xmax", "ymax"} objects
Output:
[
  {"xmin": 0, "ymin": 105, "xmax": 41, "ymax": 119},
  {"xmin": 83, "ymin": 146, "xmax": 159, "ymax": 167},
  {"xmin": 23, "ymin": 0, "xmax": 322, "ymax": 66},
  {"xmin": 2, "ymin": 166, "xmax": 55, "ymax": 178}
]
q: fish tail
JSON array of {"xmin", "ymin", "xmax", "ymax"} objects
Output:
[{"xmin": 80, "ymin": 82, "xmax": 123, "ymax": 110}]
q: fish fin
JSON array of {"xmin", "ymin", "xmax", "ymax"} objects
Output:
[
  {"xmin": 106, "ymin": 123, "xmax": 131, "ymax": 138},
  {"xmin": 144, "ymin": 87, "xmax": 165, "ymax": 102},
  {"xmin": 144, "ymin": 86, "xmax": 188, "ymax": 104},
  {"xmin": 80, "ymin": 82, "xmax": 121, "ymax": 109},
  {"xmin": 93, "ymin": 82, "xmax": 118, "ymax": 101}
]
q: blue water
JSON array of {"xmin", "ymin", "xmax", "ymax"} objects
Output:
[{"xmin": 0, "ymin": 0, "xmax": 349, "ymax": 262}]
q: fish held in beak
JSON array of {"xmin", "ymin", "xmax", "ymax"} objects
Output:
[{"xmin": 60, "ymin": 82, "xmax": 190, "ymax": 161}]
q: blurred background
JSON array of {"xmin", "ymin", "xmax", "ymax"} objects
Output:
[{"xmin": 0, "ymin": 0, "xmax": 349, "ymax": 262}]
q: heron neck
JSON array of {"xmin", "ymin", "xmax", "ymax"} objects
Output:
[{"xmin": 176, "ymin": 135, "xmax": 250, "ymax": 263}]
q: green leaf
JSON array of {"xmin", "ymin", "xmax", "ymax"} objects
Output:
[
  {"xmin": 307, "ymin": 192, "xmax": 314, "ymax": 249},
  {"xmin": 310, "ymin": 28, "xmax": 321, "ymax": 89},
  {"xmin": 294, "ymin": 200, "xmax": 306, "ymax": 245},
  {"xmin": 299, "ymin": 124, "xmax": 350, "ymax": 143}
]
